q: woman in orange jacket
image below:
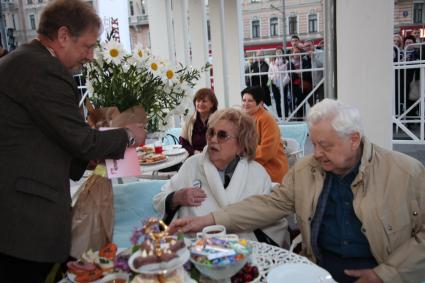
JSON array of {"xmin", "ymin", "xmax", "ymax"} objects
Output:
[{"xmin": 241, "ymin": 86, "xmax": 288, "ymax": 183}]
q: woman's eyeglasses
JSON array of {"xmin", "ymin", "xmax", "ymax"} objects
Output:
[{"xmin": 206, "ymin": 128, "xmax": 236, "ymax": 143}]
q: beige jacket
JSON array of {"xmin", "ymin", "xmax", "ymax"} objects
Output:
[{"xmin": 213, "ymin": 138, "xmax": 425, "ymax": 283}]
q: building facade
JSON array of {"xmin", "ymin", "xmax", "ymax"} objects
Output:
[
  {"xmin": 394, "ymin": 0, "xmax": 425, "ymax": 38},
  {"xmin": 242, "ymin": 0, "xmax": 324, "ymax": 54},
  {"xmin": 1, "ymin": 0, "xmax": 96, "ymax": 49},
  {"xmin": 1, "ymin": 0, "xmax": 423, "ymax": 51}
]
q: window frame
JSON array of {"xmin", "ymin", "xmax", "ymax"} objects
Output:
[
  {"xmin": 129, "ymin": 0, "xmax": 134, "ymax": 16},
  {"xmin": 252, "ymin": 19, "xmax": 260, "ymax": 38},
  {"xmin": 288, "ymin": 14, "xmax": 298, "ymax": 36},
  {"xmin": 414, "ymin": 2, "xmax": 424, "ymax": 24},
  {"xmin": 270, "ymin": 17, "xmax": 279, "ymax": 37},
  {"xmin": 29, "ymin": 14, "xmax": 36, "ymax": 30},
  {"xmin": 308, "ymin": 13, "xmax": 318, "ymax": 33}
]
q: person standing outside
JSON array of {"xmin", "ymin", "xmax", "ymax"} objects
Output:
[
  {"xmin": 248, "ymin": 50, "xmax": 271, "ymax": 107},
  {"xmin": 0, "ymin": 0, "xmax": 145, "ymax": 282},
  {"xmin": 268, "ymin": 48, "xmax": 290, "ymax": 118},
  {"xmin": 303, "ymin": 40, "xmax": 324, "ymax": 103}
]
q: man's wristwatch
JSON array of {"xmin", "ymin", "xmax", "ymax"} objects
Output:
[{"xmin": 125, "ymin": 129, "xmax": 136, "ymax": 147}]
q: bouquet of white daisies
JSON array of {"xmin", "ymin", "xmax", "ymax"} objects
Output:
[{"xmin": 83, "ymin": 39, "xmax": 209, "ymax": 133}]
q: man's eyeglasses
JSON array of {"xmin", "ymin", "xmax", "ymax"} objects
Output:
[{"xmin": 206, "ymin": 128, "xmax": 236, "ymax": 143}]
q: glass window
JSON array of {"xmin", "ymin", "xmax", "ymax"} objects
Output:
[
  {"xmin": 414, "ymin": 3, "xmax": 424, "ymax": 24},
  {"xmin": 141, "ymin": 0, "xmax": 146, "ymax": 14},
  {"xmin": 38, "ymin": 0, "xmax": 43, "ymax": 3},
  {"xmin": 12, "ymin": 14, "xmax": 16, "ymax": 29},
  {"xmin": 270, "ymin": 17, "xmax": 278, "ymax": 37},
  {"xmin": 308, "ymin": 14, "xmax": 317, "ymax": 33},
  {"xmin": 252, "ymin": 20, "xmax": 260, "ymax": 38},
  {"xmin": 207, "ymin": 20, "xmax": 211, "ymax": 41},
  {"xmin": 130, "ymin": 1, "xmax": 134, "ymax": 16},
  {"xmin": 29, "ymin": 14, "xmax": 36, "ymax": 30},
  {"xmin": 250, "ymin": 0, "xmax": 261, "ymax": 3},
  {"xmin": 27, "ymin": 0, "xmax": 33, "ymax": 4},
  {"xmin": 288, "ymin": 15, "xmax": 297, "ymax": 36}
]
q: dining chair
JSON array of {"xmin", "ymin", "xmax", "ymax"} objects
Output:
[
  {"xmin": 278, "ymin": 122, "xmax": 309, "ymax": 157},
  {"xmin": 162, "ymin": 127, "xmax": 182, "ymax": 145},
  {"xmin": 282, "ymin": 137, "xmax": 302, "ymax": 166},
  {"xmin": 112, "ymin": 180, "xmax": 166, "ymax": 247}
]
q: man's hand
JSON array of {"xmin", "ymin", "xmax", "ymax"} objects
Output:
[
  {"xmin": 125, "ymin": 123, "xmax": 145, "ymax": 146},
  {"xmin": 344, "ymin": 269, "xmax": 383, "ymax": 283},
  {"xmin": 168, "ymin": 214, "xmax": 215, "ymax": 234},
  {"xmin": 172, "ymin": 187, "xmax": 207, "ymax": 209}
]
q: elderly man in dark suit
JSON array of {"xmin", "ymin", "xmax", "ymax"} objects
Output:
[{"xmin": 0, "ymin": 0, "xmax": 145, "ymax": 282}]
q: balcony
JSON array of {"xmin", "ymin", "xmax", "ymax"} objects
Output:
[{"xmin": 129, "ymin": 14, "xmax": 149, "ymax": 26}]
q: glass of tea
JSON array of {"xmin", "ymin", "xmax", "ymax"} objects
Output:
[{"xmin": 154, "ymin": 140, "xmax": 163, "ymax": 154}]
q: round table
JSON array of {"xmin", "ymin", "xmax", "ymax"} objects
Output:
[
  {"xmin": 58, "ymin": 241, "xmax": 315, "ymax": 283},
  {"xmin": 250, "ymin": 241, "xmax": 313, "ymax": 282}
]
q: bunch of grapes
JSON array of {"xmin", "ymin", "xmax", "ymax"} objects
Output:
[{"xmin": 231, "ymin": 263, "xmax": 259, "ymax": 283}]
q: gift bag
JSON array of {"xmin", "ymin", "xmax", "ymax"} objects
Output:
[
  {"xmin": 409, "ymin": 78, "xmax": 420, "ymax": 101},
  {"xmin": 70, "ymin": 174, "xmax": 114, "ymax": 259},
  {"xmin": 70, "ymin": 102, "xmax": 147, "ymax": 258}
]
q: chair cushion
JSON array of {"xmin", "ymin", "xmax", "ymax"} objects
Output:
[{"xmin": 112, "ymin": 180, "xmax": 166, "ymax": 247}]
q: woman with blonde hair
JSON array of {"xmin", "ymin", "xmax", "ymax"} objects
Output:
[
  {"xmin": 179, "ymin": 88, "xmax": 218, "ymax": 155},
  {"xmin": 154, "ymin": 108, "xmax": 289, "ymax": 247}
]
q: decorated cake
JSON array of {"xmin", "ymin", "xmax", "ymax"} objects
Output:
[{"xmin": 128, "ymin": 218, "xmax": 189, "ymax": 283}]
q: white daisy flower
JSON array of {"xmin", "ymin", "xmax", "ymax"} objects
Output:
[
  {"xmin": 161, "ymin": 65, "xmax": 178, "ymax": 85},
  {"xmin": 102, "ymin": 40, "xmax": 125, "ymax": 65},
  {"xmin": 131, "ymin": 45, "xmax": 150, "ymax": 64},
  {"xmin": 147, "ymin": 56, "xmax": 161, "ymax": 75}
]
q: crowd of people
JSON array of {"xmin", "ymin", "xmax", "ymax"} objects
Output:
[
  {"xmin": 245, "ymin": 35, "xmax": 324, "ymax": 120},
  {"xmin": 0, "ymin": 0, "xmax": 424, "ymax": 282},
  {"xmin": 393, "ymin": 31, "xmax": 424, "ymax": 120}
]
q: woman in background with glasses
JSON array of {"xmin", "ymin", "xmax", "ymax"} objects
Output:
[
  {"xmin": 179, "ymin": 88, "xmax": 218, "ymax": 156},
  {"xmin": 241, "ymin": 86, "xmax": 288, "ymax": 183},
  {"xmin": 154, "ymin": 108, "xmax": 289, "ymax": 247}
]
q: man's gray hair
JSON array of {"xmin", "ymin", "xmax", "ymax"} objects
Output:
[{"xmin": 307, "ymin": 99, "xmax": 364, "ymax": 138}]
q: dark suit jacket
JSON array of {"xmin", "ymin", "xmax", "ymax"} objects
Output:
[{"xmin": 0, "ymin": 40, "xmax": 129, "ymax": 262}]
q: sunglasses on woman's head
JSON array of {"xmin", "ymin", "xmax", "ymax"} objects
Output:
[{"xmin": 206, "ymin": 128, "xmax": 236, "ymax": 143}]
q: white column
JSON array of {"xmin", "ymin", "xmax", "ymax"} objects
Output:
[
  {"xmin": 209, "ymin": 0, "xmax": 226, "ymax": 107},
  {"xmin": 224, "ymin": 0, "xmax": 245, "ymax": 108},
  {"xmin": 146, "ymin": 0, "xmax": 175, "ymax": 61},
  {"xmin": 209, "ymin": 0, "xmax": 244, "ymax": 108},
  {"xmin": 173, "ymin": 0, "xmax": 190, "ymax": 65},
  {"xmin": 336, "ymin": 0, "xmax": 393, "ymax": 149},
  {"xmin": 188, "ymin": 0, "xmax": 210, "ymax": 89}
]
